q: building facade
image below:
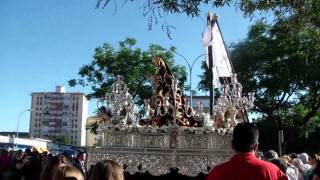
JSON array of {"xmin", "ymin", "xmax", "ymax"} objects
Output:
[
  {"xmin": 85, "ymin": 116, "xmax": 100, "ymax": 147},
  {"xmin": 29, "ymin": 86, "xmax": 88, "ymax": 146},
  {"xmin": 185, "ymin": 96, "xmax": 210, "ymax": 112}
]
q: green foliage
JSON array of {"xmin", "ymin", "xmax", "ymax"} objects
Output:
[
  {"xmin": 55, "ymin": 135, "xmax": 71, "ymax": 145},
  {"xmin": 97, "ymin": 0, "xmax": 320, "ymax": 18},
  {"xmin": 197, "ymin": 2, "xmax": 320, "ymax": 152},
  {"xmin": 69, "ymin": 38, "xmax": 187, "ymax": 106},
  {"xmin": 232, "ymin": 19, "xmax": 320, "ymax": 127},
  {"xmin": 197, "ymin": 60, "xmax": 210, "ymax": 92},
  {"xmin": 86, "ymin": 121, "xmax": 100, "ymax": 135},
  {"xmin": 96, "ymin": 1, "xmax": 320, "ymax": 39}
]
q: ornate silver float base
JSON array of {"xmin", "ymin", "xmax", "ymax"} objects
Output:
[{"xmin": 87, "ymin": 128, "xmax": 233, "ymax": 177}]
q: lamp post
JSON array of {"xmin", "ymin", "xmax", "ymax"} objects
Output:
[
  {"xmin": 16, "ymin": 108, "xmax": 32, "ymax": 147},
  {"xmin": 173, "ymin": 51, "xmax": 205, "ymax": 107}
]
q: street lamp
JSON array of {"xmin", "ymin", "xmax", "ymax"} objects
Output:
[
  {"xmin": 16, "ymin": 108, "xmax": 32, "ymax": 147},
  {"xmin": 173, "ymin": 51, "xmax": 205, "ymax": 107}
]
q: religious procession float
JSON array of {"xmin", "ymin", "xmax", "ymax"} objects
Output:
[{"xmin": 86, "ymin": 14, "xmax": 255, "ymax": 177}]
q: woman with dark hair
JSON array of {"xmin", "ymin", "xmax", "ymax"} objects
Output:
[{"xmin": 88, "ymin": 160, "xmax": 124, "ymax": 180}]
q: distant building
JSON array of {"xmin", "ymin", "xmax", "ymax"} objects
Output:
[
  {"xmin": 85, "ymin": 116, "xmax": 101, "ymax": 147},
  {"xmin": 0, "ymin": 135, "xmax": 50, "ymax": 152},
  {"xmin": 29, "ymin": 85, "xmax": 88, "ymax": 146},
  {"xmin": 0, "ymin": 132, "xmax": 29, "ymax": 138},
  {"xmin": 185, "ymin": 96, "xmax": 210, "ymax": 112}
]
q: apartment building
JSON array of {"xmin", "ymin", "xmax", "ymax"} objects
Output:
[
  {"xmin": 29, "ymin": 85, "xmax": 88, "ymax": 146},
  {"xmin": 185, "ymin": 96, "xmax": 210, "ymax": 112}
]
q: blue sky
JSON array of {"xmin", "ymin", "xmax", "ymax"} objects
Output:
[{"xmin": 0, "ymin": 0, "xmax": 252, "ymax": 132}]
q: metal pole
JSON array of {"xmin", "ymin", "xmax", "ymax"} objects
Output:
[
  {"xmin": 278, "ymin": 129, "xmax": 284, "ymax": 156},
  {"xmin": 189, "ymin": 68, "xmax": 192, "ymax": 106},
  {"xmin": 172, "ymin": 51, "xmax": 204, "ymax": 108},
  {"xmin": 190, "ymin": 54, "xmax": 205, "ymax": 107},
  {"xmin": 16, "ymin": 109, "xmax": 32, "ymax": 147}
]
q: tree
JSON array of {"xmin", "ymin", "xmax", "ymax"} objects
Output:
[
  {"xmin": 95, "ymin": 0, "xmax": 233, "ymax": 38},
  {"xmin": 69, "ymin": 38, "xmax": 187, "ymax": 106},
  {"xmin": 198, "ymin": 19, "xmax": 320, "ymax": 152},
  {"xmin": 96, "ymin": 1, "xmax": 320, "ymax": 38},
  {"xmin": 55, "ymin": 135, "xmax": 71, "ymax": 145}
]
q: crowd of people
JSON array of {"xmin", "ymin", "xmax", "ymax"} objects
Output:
[
  {"xmin": 206, "ymin": 123, "xmax": 320, "ymax": 180},
  {"xmin": 0, "ymin": 149, "xmax": 124, "ymax": 180},
  {"xmin": 255, "ymin": 150, "xmax": 320, "ymax": 180},
  {"xmin": 0, "ymin": 123, "xmax": 319, "ymax": 180}
]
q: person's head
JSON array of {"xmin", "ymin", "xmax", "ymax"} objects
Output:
[
  {"xmin": 298, "ymin": 153, "xmax": 309, "ymax": 164},
  {"xmin": 269, "ymin": 158, "xmax": 287, "ymax": 174},
  {"xmin": 290, "ymin": 153, "xmax": 297, "ymax": 159},
  {"xmin": 40, "ymin": 155, "xmax": 73, "ymax": 180},
  {"xmin": 292, "ymin": 158, "xmax": 304, "ymax": 168},
  {"xmin": 282, "ymin": 155, "xmax": 292, "ymax": 164},
  {"xmin": 231, "ymin": 122, "xmax": 259, "ymax": 153},
  {"xmin": 256, "ymin": 151, "xmax": 263, "ymax": 159},
  {"xmin": 78, "ymin": 152, "xmax": 86, "ymax": 161},
  {"xmin": 23, "ymin": 148, "xmax": 32, "ymax": 158},
  {"xmin": 309, "ymin": 154, "xmax": 319, "ymax": 166},
  {"xmin": 52, "ymin": 165, "xmax": 84, "ymax": 180},
  {"xmin": 88, "ymin": 160, "xmax": 124, "ymax": 180},
  {"xmin": 264, "ymin": 150, "xmax": 279, "ymax": 160},
  {"xmin": 15, "ymin": 150, "xmax": 23, "ymax": 159}
]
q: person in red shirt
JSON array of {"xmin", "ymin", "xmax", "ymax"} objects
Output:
[{"xmin": 207, "ymin": 122, "xmax": 288, "ymax": 180}]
